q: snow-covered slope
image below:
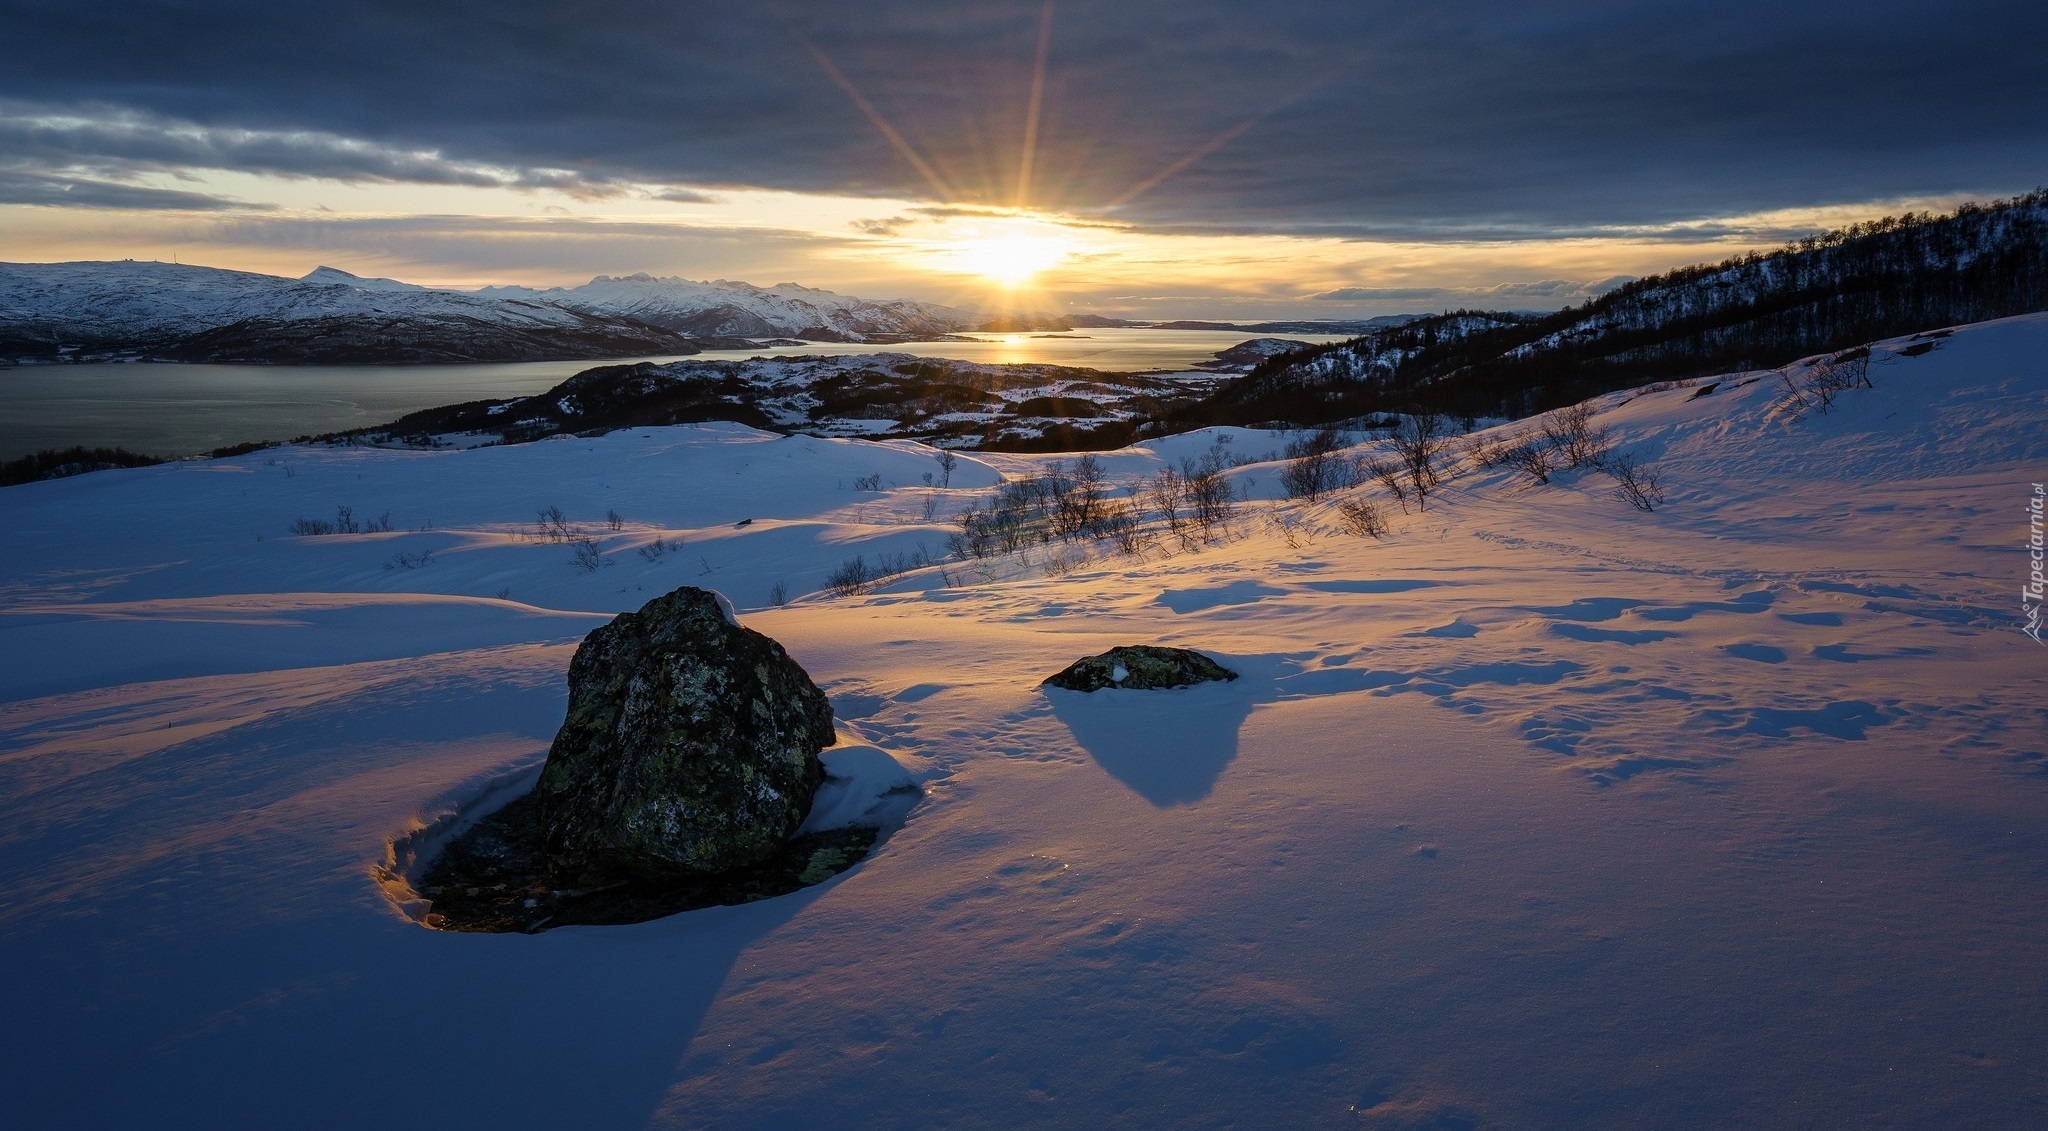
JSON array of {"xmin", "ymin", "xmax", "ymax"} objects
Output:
[
  {"xmin": 0, "ymin": 261, "xmax": 697, "ymax": 363},
  {"xmin": 479, "ymin": 273, "xmax": 971, "ymax": 341},
  {"xmin": 299, "ymin": 265, "xmax": 426, "ymax": 292},
  {"xmin": 1, "ymin": 315, "xmax": 2043, "ymax": 1128}
]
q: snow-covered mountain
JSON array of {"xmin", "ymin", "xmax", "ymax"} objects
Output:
[
  {"xmin": 1, "ymin": 313, "xmax": 2042, "ymax": 1128},
  {"xmin": 0, "ymin": 261, "xmax": 697, "ymax": 364},
  {"xmin": 0, "ymin": 262, "xmax": 994, "ymax": 364},
  {"xmin": 298, "ymin": 265, "xmax": 426, "ymax": 293},
  {"xmin": 478, "ymin": 273, "xmax": 975, "ymax": 341}
]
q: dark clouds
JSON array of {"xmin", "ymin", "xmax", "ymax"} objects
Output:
[
  {"xmin": 0, "ymin": 169, "xmax": 260, "ymax": 211},
  {"xmin": 2, "ymin": 1, "xmax": 2044, "ymax": 234}
]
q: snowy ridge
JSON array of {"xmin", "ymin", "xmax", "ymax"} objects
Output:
[
  {"xmin": 0, "ymin": 260, "xmax": 699, "ymax": 363},
  {"xmin": 299, "ymin": 265, "xmax": 426, "ymax": 293},
  {"xmin": 0, "ymin": 261, "xmax": 986, "ymax": 364},
  {"xmin": 477, "ymin": 273, "xmax": 973, "ymax": 341},
  {"xmin": 0, "ymin": 261, "xmax": 574, "ymax": 337},
  {"xmin": 0, "ymin": 315, "xmax": 2044, "ymax": 1127}
]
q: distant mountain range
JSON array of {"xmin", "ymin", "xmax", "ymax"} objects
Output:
[
  {"xmin": 0, "ymin": 260, "xmax": 1422, "ymax": 367},
  {"xmin": 0, "ymin": 263, "xmax": 1074, "ymax": 364},
  {"xmin": 0, "ymin": 262, "xmax": 692, "ymax": 364}
]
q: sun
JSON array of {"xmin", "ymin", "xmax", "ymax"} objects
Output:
[
  {"xmin": 954, "ymin": 233, "xmax": 1069, "ymax": 286},
  {"xmin": 934, "ymin": 220, "xmax": 1078, "ymax": 287}
]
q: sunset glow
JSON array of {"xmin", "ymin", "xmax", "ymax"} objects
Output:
[{"xmin": 927, "ymin": 220, "xmax": 1080, "ymax": 286}]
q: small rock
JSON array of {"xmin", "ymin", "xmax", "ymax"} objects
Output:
[{"xmin": 1042, "ymin": 645, "xmax": 1238, "ymax": 692}]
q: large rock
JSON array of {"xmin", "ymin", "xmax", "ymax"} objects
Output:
[
  {"xmin": 534, "ymin": 586, "xmax": 835, "ymax": 881},
  {"xmin": 1042, "ymin": 645, "xmax": 1238, "ymax": 692}
]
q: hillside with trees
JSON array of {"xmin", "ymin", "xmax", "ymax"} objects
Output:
[{"xmin": 1190, "ymin": 189, "xmax": 2048, "ymax": 426}]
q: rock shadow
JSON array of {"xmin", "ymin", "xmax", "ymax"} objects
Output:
[
  {"xmin": 1153, "ymin": 580, "xmax": 1289, "ymax": 614},
  {"xmin": 1045, "ymin": 673, "xmax": 1265, "ymax": 807}
]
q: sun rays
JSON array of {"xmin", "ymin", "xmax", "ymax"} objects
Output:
[{"xmin": 773, "ymin": 0, "xmax": 1273, "ymax": 297}]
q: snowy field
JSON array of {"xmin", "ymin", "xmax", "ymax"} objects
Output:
[{"xmin": 2, "ymin": 315, "xmax": 2044, "ymax": 1128}]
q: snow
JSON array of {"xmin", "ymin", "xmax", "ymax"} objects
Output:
[
  {"xmin": 0, "ymin": 259, "xmax": 602, "ymax": 337},
  {"xmin": 299, "ymin": 265, "xmax": 427, "ymax": 293},
  {"xmin": 1, "ymin": 315, "xmax": 2045, "ymax": 1128},
  {"xmin": 477, "ymin": 273, "xmax": 968, "ymax": 340},
  {"xmin": 0, "ymin": 261, "xmax": 972, "ymax": 351}
]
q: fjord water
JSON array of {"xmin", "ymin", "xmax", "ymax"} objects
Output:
[{"xmin": 0, "ymin": 328, "xmax": 1348, "ymax": 460}]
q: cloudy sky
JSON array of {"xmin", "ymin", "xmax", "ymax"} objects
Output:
[{"xmin": 4, "ymin": 0, "xmax": 2044, "ymax": 317}]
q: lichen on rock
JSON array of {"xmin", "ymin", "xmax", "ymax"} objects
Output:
[
  {"xmin": 1042, "ymin": 645, "xmax": 1238, "ymax": 692},
  {"xmin": 534, "ymin": 585, "xmax": 836, "ymax": 882}
]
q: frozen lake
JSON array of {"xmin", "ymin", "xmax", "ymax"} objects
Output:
[{"xmin": 0, "ymin": 328, "xmax": 1346, "ymax": 460}]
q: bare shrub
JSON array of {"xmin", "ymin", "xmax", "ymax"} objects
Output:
[
  {"xmin": 1605, "ymin": 452, "xmax": 1665, "ymax": 512},
  {"xmin": 637, "ymin": 535, "xmax": 676, "ymax": 562},
  {"xmin": 1041, "ymin": 545, "xmax": 1087, "ymax": 577},
  {"xmin": 827, "ymin": 548, "xmax": 932, "ymax": 596},
  {"xmin": 852, "ymin": 472, "xmax": 884, "ymax": 492},
  {"xmin": 827, "ymin": 555, "xmax": 877, "ymax": 596},
  {"xmin": 1181, "ymin": 456, "xmax": 1234, "ymax": 539},
  {"xmin": 1362, "ymin": 456, "xmax": 1412, "ymax": 513},
  {"xmin": 1266, "ymin": 510, "xmax": 1313, "ymax": 549},
  {"xmin": 936, "ymin": 450, "xmax": 959, "ymax": 488},
  {"xmin": 290, "ymin": 504, "xmax": 377, "ymax": 536},
  {"xmin": 1098, "ymin": 499, "xmax": 1150, "ymax": 556},
  {"xmin": 1337, "ymin": 498, "xmax": 1388, "ymax": 538},
  {"xmin": 1280, "ymin": 426, "xmax": 1353, "ymax": 501},
  {"xmin": 770, "ymin": 579, "xmax": 790, "ymax": 606},
  {"xmin": 1489, "ymin": 433, "xmax": 1555, "ymax": 485},
  {"xmin": 823, "ymin": 545, "xmax": 937, "ymax": 590},
  {"xmin": 568, "ymin": 537, "xmax": 611, "ymax": 572},
  {"xmin": 384, "ymin": 548, "xmax": 436, "ymax": 569},
  {"xmin": 1774, "ymin": 365, "xmax": 1812, "ymax": 416},
  {"xmin": 949, "ymin": 506, "xmax": 997, "ymax": 560},
  {"xmin": 536, "ymin": 504, "xmax": 575, "ymax": 544},
  {"xmin": 1390, "ymin": 414, "xmax": 1455, "ymax": 508},
  {"xmin": 605, "ymin": 508, "xmax": 625, "ymax": 531},
  {"xmin": 1540, "ymin": 404, "xmax": 1611, "ymax": 469},
  {"xmin": 1783, "ymin": 347, "xmax": 1875, "ymax": 416},
  {"xmin": 1047, "ymin": 455, "xmax": 1109, "ymax": 539},
  {"xmin": 1146, "ymin": 467, "xmax": 1196, "ymax": 551}
]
